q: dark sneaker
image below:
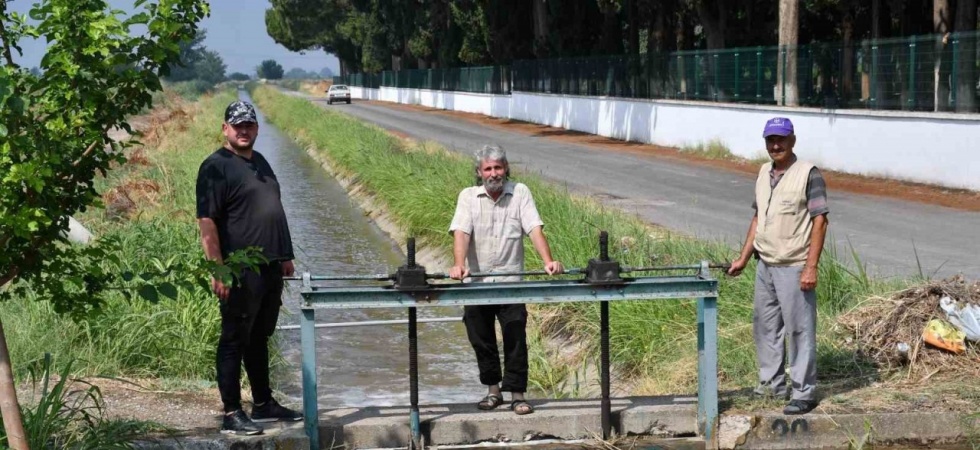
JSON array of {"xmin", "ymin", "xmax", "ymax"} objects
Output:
[
  {"xmin": 251, "ymin": 398, "xmax": 303, "ymax": 423},
  {"xmin": 783, "ymin": 399, "xmax": 817, "ymax": 415},
  {"xmin": 221, "ymin": 410, "xmax": 263, "ymax": 435}
]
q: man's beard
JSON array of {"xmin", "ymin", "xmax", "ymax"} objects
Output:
[
  {"xmin": 227, "ymin": 136, "xmax": 254, "ymax": 151},
  {"xmin": 484, "ymin": 175, "xmax": 506, "ymax": 193}
]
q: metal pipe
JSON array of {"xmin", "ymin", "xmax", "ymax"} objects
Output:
[
  {"xmin": 600, "ymin": 300, "xmax": 611, "ymax": 439},
  {"xmin": 429, "ymin": 267, "xmax": 584, "ymax": 280},
  {"xmin": 621, "ymin": 263, "xmax": 731, "ymax": 273},
  {"xmin": 286, "ymin": 263, "xmax": 730, "ymax": 283},
  {"xmin": 408, "ymin": 307, "xmax": 422, "ymax": 449},
  {"xmin": 284, "ymin": 274, "xmax": 394, "ymax": 282},
  {"xmin": 277, "ymin": 317, "xmax": 459, "ymax": 331}
]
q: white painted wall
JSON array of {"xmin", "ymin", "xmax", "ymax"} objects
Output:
[{"xmin": 349, "ymin": 87, "xmax": 980, "ymax": 191}]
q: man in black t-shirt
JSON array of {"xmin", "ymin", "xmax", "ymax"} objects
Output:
[{"xmin": 196, "ymin": 100, "xmax": 301, "ymax": 436}]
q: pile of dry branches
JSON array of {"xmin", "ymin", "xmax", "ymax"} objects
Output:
[{"xmin": 838, "ymin": 276, "xmax": 980, "ymax": 380}]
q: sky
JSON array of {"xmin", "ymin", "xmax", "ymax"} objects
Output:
[{"xmin": 11, "ymin": 0, "xmax": 340, "ymax": 76}]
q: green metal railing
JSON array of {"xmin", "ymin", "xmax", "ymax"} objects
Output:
[{"xmin": 340, "ymin": 30, "xmax": 980, "ymax": 113}]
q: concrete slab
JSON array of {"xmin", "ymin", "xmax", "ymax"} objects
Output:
[
  {"xmin": 135, "ymin": 400, "xmax": 977, "ymax": 450},
  {"xmin": 737, "ymin": 412, "xmax": 980, "ymax": 449},
  {"xmin": 317, "ymin": 396, "xmax": 700, "ymax": 448}
]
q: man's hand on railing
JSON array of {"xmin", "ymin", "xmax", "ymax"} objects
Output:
[
  {"xmin": 449, "ymin": 265, "xmax": 470, "ymax": 280},
  {"xmin": 544, "ymin": 261, "xmax": 563, "ymax": 275}
]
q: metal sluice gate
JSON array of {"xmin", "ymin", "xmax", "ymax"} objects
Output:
[{"xmin": 285, "ymin": 231, "xmax": 723, "ymax": 450}]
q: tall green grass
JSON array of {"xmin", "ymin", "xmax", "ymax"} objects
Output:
[
  {"xmin": 1, "ymin": 91, "xmax": 239, "ymax": 381},
  {"xmin": 252, "ymin": 85, "xmax": 897, "ymax": 395},
  {"xmin": 0, "ymin": 355, "xmax": 164, "ymax": 449}
]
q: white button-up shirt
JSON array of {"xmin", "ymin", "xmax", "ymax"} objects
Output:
[{"xmin": 448, "ymin": 181, "xmax": 544, "ymax": 282}]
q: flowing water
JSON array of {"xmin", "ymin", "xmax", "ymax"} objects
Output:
[{"xmin": 240, "ymin": 92, "xmax": 481, "ymax": 407}]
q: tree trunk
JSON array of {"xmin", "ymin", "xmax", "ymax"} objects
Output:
[
  {"xmin": 649, "ymin": 2, "xmax": 670, "ymax": 97},
  {"xmin": 934, "ymin": 0, "xmax": 951, "ymax": 111},
  {"xmin": 599, "ymin": 4, "xmax": 623, "ymax": 54},
  {"xmin": 842, "ymin": 10, "xmax": 855, "ymax": 105},
  {"xmin": 954, "ymin": 0, "xmax": 977, "ymax": 112},
  {"xmin": 628, "ymin": 0, "xmax": 638, "ymax": 55},
  {"xmin": 0, "ymin": 318, "xmax": 29, "ymax": 450},
  {"xmin": 675, "ymin": 9, "xmax": 687, "ymax": 98},
  {"xmin": 532, "ymin": 0, "xmax": 549, "ymax": 57},
  {"xmin": 777, "ymin": 0, "xmax": 800, "ymax": 106},
  {"xmin": 695, "ymin": 0, "xmax": 726, "ymax": 100}
]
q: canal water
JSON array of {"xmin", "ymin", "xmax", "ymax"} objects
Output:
[{"xmin": 241, "ymin": 92, "xmax": 482, "ymax": 407}]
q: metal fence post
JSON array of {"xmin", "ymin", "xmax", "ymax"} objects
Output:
[
  {"xmin": 734, "ymin": 52, "xmax": 741, "ymax": 100},
  {"xmin": 871, "ymin": 42, "xmax": 879, "ymax": 109},
  {"xmin": 694, "ymin": 54, "xmax": 701, "ymax": 99},
  {"xmin": 713, "ymin": 53, "xmax": 719, "ymax": 101},
  {"xmin": 697, "ymin": 291, "xmax": 718, "ymax": 446},
  {"xmin": 301, "ymin": 307, "xmax": 319, "ymax": 450},
  {"xmin": 908, "ymin": 39, "xmax": 917, "ymax": 110},
  {"xmin": 756, "ymin": 47, "xmax": 762, "ymax": 101},
  {"xmin": 781, "ymin": 46, "xmax": 787, "ymax": 106},
  {"xmin": 951, "ymin": 37, "xmax": 959, "ymax": 110}
]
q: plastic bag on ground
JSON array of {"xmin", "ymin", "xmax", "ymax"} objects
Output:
[
  {"xmin": 921, "ymin": 319, "xmax": 966, "ymax": 354},
  {"xmin": 939, "ymin": 296, "xmax": 980, "ymax": 342}
]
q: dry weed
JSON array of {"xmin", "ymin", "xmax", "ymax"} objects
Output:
[{"xmin": 838, "ymin": 276, "xmax": 980, "ymax": 380}]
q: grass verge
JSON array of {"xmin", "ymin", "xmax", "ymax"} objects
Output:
[{"xmin": 251, "ymin": 85, "xmax": 906, "ymax": 397}]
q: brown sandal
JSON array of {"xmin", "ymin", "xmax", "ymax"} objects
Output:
[
  {"xmin": 477, "ymin": 394, "xmax": 503, "ymax": 410},
  {"xmin": 510, "ymin": 400, "xmax": 534, "ymax": 415}
]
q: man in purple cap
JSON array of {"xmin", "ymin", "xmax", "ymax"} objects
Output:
[
  {"xmin": 727, "ymin": 117, "xmax": 829, "ymax": 415},
  {"xmin": 196, "ymin": 100, "xmax": 302, "ymax": 435}
]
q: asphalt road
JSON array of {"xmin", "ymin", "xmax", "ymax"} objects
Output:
[{"xmin": 309, "ymin": 96, "xmax": 979, "ymax": 279}]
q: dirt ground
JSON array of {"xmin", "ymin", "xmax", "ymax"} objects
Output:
[{"xmin": 363, "ymin": 101, "xmax": 980, "ymax": 212}]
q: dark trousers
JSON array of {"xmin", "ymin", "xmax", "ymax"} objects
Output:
[
  {"xmin": 217, "ymin": 262, "xmax": 283, "ymax": 412},
  {"xmin": 463, "ymin": 304, "xmax": 528, "ymax": 393}
]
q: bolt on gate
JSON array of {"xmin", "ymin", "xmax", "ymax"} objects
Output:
[{"xmin": 287, "ymin": 231, "xmax": 723, "ymax": 450}]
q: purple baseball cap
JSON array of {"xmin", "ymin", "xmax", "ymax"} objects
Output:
[{"xmin": 762, "ymin": 117, "xmax": 794, "ymax": 137}]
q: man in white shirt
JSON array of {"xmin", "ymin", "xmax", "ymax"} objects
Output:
[{"xmin": 449, "ymin": 145, "xmax": 563, "ymax": 415}]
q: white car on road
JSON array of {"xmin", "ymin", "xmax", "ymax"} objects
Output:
[{"xmin": 327, "ymin": 84, "xmax": 351, "ymax": 105}]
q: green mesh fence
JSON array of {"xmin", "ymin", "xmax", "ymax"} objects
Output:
[
  {"xmin": 342, "ymin": 66, "xmax": 509, "ymax": 94},
  {"xmin": 341, "ymin": 31, "xmax": 980, "ymax": 113}
]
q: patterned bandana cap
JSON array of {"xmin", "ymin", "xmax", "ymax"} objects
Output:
[
  {"xmin": 224, "ymin": 101, "xmax": 257, "ymax": 125},
  {"xmin": 762, "ymin": 117, "xmax": 794, "ymax": 137}
]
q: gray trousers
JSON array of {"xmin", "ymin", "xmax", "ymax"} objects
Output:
[{"xmin": 753, "ymin": 261, "xmax": 817, "ymax": 401}]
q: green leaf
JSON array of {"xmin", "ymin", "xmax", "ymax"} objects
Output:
[
  {"xmin": 158, "ymin": 282, "xmax": 178, "ymax": 300},
  {"xmin": 137, "ymin": 285, "xmax": 159, "ymax": 303},
  {"xmin": 121, "ymin": 271, "xmax": 135, "ymax": 282}
]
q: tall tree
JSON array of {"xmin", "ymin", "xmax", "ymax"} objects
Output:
[
  {"xmin": 194, "ymin": 49, "xmax": 227, "ymax": 85},
  {"xmin": 257, "ymin": 59, "xmax": 285, "ymax": 79},
  {"xmin": 166, "ymin": 29, "xmax": 208, "ymax": 82},
  {"xmin": 597, "ymin": 0, "xmax": 624, "ymax": 54},
  {"xmin": 0, "ymin": 1, "xmax": 208, "ymax": 447},
  {"xmin": 532, "ymin": 0, "xmax": 550, "ymax": 57}
]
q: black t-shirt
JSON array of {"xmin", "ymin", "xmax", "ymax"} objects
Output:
[{"xmin": 195, "ymin": 147, "xmax": 294, "ymax": 262}]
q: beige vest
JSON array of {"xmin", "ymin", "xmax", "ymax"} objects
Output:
[{"xmin": 753, "ymin": 160, "xmax": 815, "ymax": 266}]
